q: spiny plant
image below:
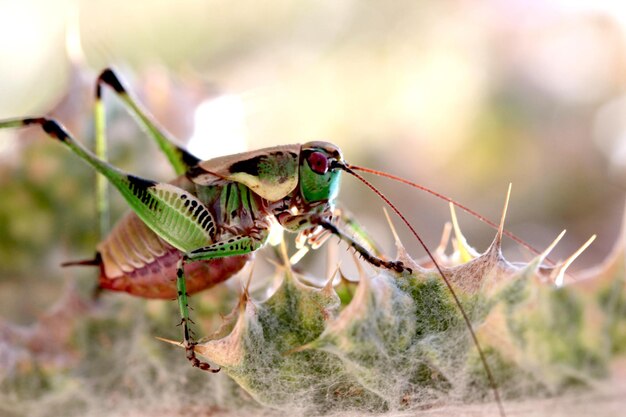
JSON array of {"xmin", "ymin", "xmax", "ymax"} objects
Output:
[
  {"xmin": 1, "ymin": 197, "xmax": 623, "ymax": 417},
  {"xmin": 157, "ymin": 194, "xmax": 615, "ymax": 416}
]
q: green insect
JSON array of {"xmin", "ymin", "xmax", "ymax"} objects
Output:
[{"xmin": 1, "ymin": 68, "xmax": 543, "ymax": 416}]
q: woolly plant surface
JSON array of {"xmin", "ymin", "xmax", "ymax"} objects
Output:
[{"xmin": 1, "ymin": 206, "xmax": 626, "ymax": 417}]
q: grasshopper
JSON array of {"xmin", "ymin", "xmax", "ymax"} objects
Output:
[{"xmin": 0, "ymin": 68, "xmax": 530, "ymax": 415}]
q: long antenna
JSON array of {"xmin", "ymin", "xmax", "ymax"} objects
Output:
[
  {"xmin": 349, "ymin": 164, "xmax": 551, "ymax": 265},
  {"xmin": 340, "ymin": 164, "xmax": 506, "ymax": 417}
]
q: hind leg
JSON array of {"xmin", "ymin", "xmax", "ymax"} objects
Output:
[{"xmin": 95, "ymin": 68, "xmax": 200, "ymax": 176}]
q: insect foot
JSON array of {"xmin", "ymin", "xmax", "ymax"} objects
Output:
[{"xmin": 185, "ymin": 337, "xmax": 220, "ymax": 373}]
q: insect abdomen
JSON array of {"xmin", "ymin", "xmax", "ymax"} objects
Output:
[{"xmin": 96, "ymin": 212, "xmax": 248, "ymax": 299}]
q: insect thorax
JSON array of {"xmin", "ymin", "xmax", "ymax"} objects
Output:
[
  {"xmin": 188, "ymin": 167, "xmax": 334, "ymax": 237},
  {"xmin": 191, "ymin": 177, "xmax": 272, "ymax": 239}
]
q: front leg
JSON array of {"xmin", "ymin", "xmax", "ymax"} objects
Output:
[
  {"xmin": 277, "ymin": 208, "xmax": 384, "ymax": 256},
  {"xmin": 176, "ymin": 231, "xmax": 269, "ymax": 372},
  {"xmin": 311, "ymin": 217, "xmax": 412, "ymax": 274}
]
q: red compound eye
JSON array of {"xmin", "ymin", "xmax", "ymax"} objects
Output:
[{"xmin": 307, "ymin": 151, "xmax": 329, "ymax": 174}]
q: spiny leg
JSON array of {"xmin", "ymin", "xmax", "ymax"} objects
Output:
[
  {"xmin": 96, "ymin": 68, "xmax": 199, "ymax": 175},
  {"xmin": 332, "ymin": 205, "xmax": 384, "ymax": 258},
  {"xmin": 176, "ymin": 232, "xmax": 269, "ymax": 371},
  {"xmin": 278, "ymin": 210, "xmax": 392, "ymax": 268},
  {"xmin": 175, "ymin": 257, "xmax": 219, "ymax": 372},
  {"xmin": 312, "ymin": 218, "xmax": 412, "ymax": 274}
]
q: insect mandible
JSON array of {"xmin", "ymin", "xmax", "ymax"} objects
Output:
[{"xmin": 1, "ymin": 68, "xmax": 551, "ymax": 416}]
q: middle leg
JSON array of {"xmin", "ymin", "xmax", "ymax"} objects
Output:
[{"xmin": 175, "ymin": 231, "xmax": 269, "ymax": 371}]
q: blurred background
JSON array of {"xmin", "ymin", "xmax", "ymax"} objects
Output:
[{"xmin": 0, "ymin": 0, "xmax": 625, "ymax": 321}]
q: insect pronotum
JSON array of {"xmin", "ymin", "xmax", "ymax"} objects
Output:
[{"xmin": 0, "ymin": 68, "xmax": 548, "ymax": 416}]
